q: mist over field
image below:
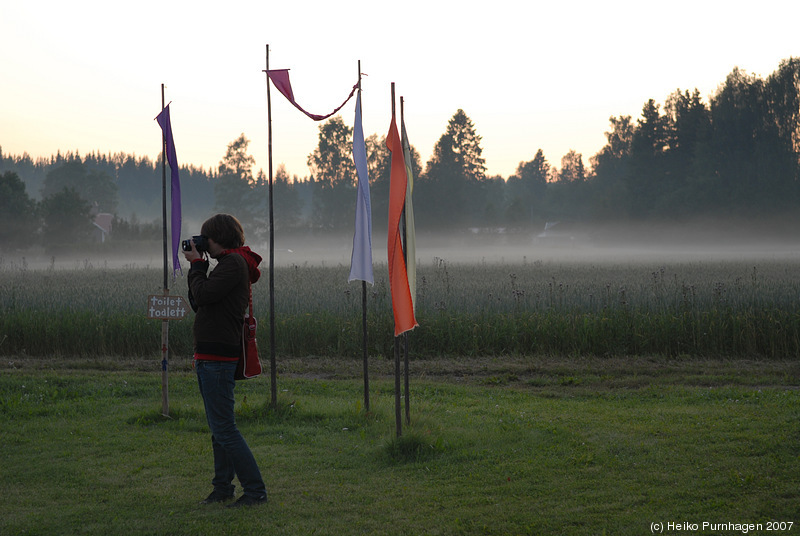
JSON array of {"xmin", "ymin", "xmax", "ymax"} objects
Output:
[{"xmin": 2, "ymin": 218, "xmax": 798, "ymax": 272}]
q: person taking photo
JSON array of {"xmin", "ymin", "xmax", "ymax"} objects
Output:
[{"xmin": 183, "ymin": 213, "xmax": 267, "ymax": 508}]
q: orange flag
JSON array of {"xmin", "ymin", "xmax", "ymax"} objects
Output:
[{"xmin": 386, "ymin": 114, "xmax": 418, "ymax": 336}]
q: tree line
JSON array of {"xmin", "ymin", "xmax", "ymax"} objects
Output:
[{"xmin": 2, "ymin": 58, "xmax": 798, "ymax": 251}]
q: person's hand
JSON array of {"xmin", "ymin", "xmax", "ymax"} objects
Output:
[{"xmin": 183, "ymin": 241, "xmax": 202, "ymax": 263}]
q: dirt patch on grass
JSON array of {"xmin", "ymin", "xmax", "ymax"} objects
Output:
[{"xmin": 5, "ymin": 354, "xmax": 796, "ymax": 392}]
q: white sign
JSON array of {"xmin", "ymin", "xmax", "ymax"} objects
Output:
[{"xmin": 147, "ymin": 295, "xmax": 190, "ymax": 320}]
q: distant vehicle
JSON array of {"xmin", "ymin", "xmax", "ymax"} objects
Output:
[{"xmin": 534, "ymin": 221, "xmax": 588, "ymax": 246}]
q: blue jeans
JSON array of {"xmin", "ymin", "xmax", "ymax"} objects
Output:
[{"xmin": 195, "ymin": 360, "xmax": 267, "ymax": 498}]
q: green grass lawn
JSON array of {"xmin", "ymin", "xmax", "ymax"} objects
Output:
[{"xmin": 1, "ymin": 356, "xmax": 798, "ymax": 535}]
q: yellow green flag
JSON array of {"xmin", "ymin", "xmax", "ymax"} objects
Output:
[{"xmin": 401, "ymin": 115, "xmax": 416, "ymax": 312}]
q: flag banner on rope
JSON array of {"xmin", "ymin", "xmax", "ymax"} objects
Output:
[
  {"xmin": 155, "ymin": 104, "xmax": 182, "ymax": 276},
  {"xmin": 386, "ymin": 114, "xmax": 417, "ymax": 336},
  {"xmin": 349, "ymin": 91, "xmax": 374, "ymax": 284},
  {"xmin": 266, "ymin": 69, "xmax": 358, "ymax": 121},
  {"xmin": 400, "ymin": 114, "xmax": 416, "ymax": 311}
]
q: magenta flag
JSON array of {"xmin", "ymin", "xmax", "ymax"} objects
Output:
[
  {"xmin": 155, "ymin": 104, "xmax": 182, "ymax": 276},
  {"xmin": 266, "ymin": 69, "xmax": 358, "ymax": 121}
]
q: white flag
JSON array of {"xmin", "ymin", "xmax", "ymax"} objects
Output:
[{"xmin": 348, "ymin": 91, "xmax": 373, "ymax": 284}]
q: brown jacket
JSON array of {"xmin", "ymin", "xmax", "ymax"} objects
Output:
[{"xmin": 188, "ymin": 253, "xmax": 249, "ymax": 359}]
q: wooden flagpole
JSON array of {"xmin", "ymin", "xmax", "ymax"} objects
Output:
[
  {"xmin": 159, "ymin": 83, "xmax": 170, "ymax": 417},
  {"xmin": 400, "ymin": 96, "xmax": 410, "ymax": 426},
  {"xmin": 391, "ymin": 82, "xmax": 402, "ymax": 437},
  {"xmin": 265, "ymin": 44, "xmax": 278, "ymax": 408},
  {"xmin": 362, "ymin": 283, "xmax": 369, "ymax": 412},
  {"xmin": 358, "ymin": 60, "xmax": 370, "ymax": 413},
  {"xmin": 404, "ymin": 333, "xmax": 409, "ymax": 425}
]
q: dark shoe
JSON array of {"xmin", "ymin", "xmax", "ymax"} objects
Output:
[
  {"xmin": 226, "ymin": 494, "xmax": 268, "ymax": 508},
  {"xmin": 200, "ymin": 490, "xmax": 235, "ymax": 505}
]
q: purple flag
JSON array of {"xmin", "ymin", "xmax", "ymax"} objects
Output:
[{"xmin": 155, "ymin": 104, "xmax": 182, "ymax": 276}]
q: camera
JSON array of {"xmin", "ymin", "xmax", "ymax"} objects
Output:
[{"xmin": 181, "ymin": 235, "xmax": 209, "ymax": 253}]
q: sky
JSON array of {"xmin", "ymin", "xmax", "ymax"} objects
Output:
[{"xmin": 2, "ymin": 0, "xmax": 799, "ymax": 182}]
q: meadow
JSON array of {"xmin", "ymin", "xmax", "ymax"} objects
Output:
[
  {"xmin": 1, "ymin": 358, "xmax": 798, "ymax": 535},
  {"xmin": 1, "ymin": 248, "xmax": 799, "ymax": 359}
]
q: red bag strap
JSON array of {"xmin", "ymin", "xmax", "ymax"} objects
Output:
[{"xmin": 247, "ymin": 283, "xmax": 253, "ymax": 318}]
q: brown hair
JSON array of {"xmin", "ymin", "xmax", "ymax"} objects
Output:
[{"xmin": 200, "ymin": 214, "xmax": 245, "ymax": 249}]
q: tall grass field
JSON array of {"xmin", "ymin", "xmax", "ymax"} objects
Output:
[{"xmin": 1, "ymin": 253, "xmax": 799, "ymax": 359}]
